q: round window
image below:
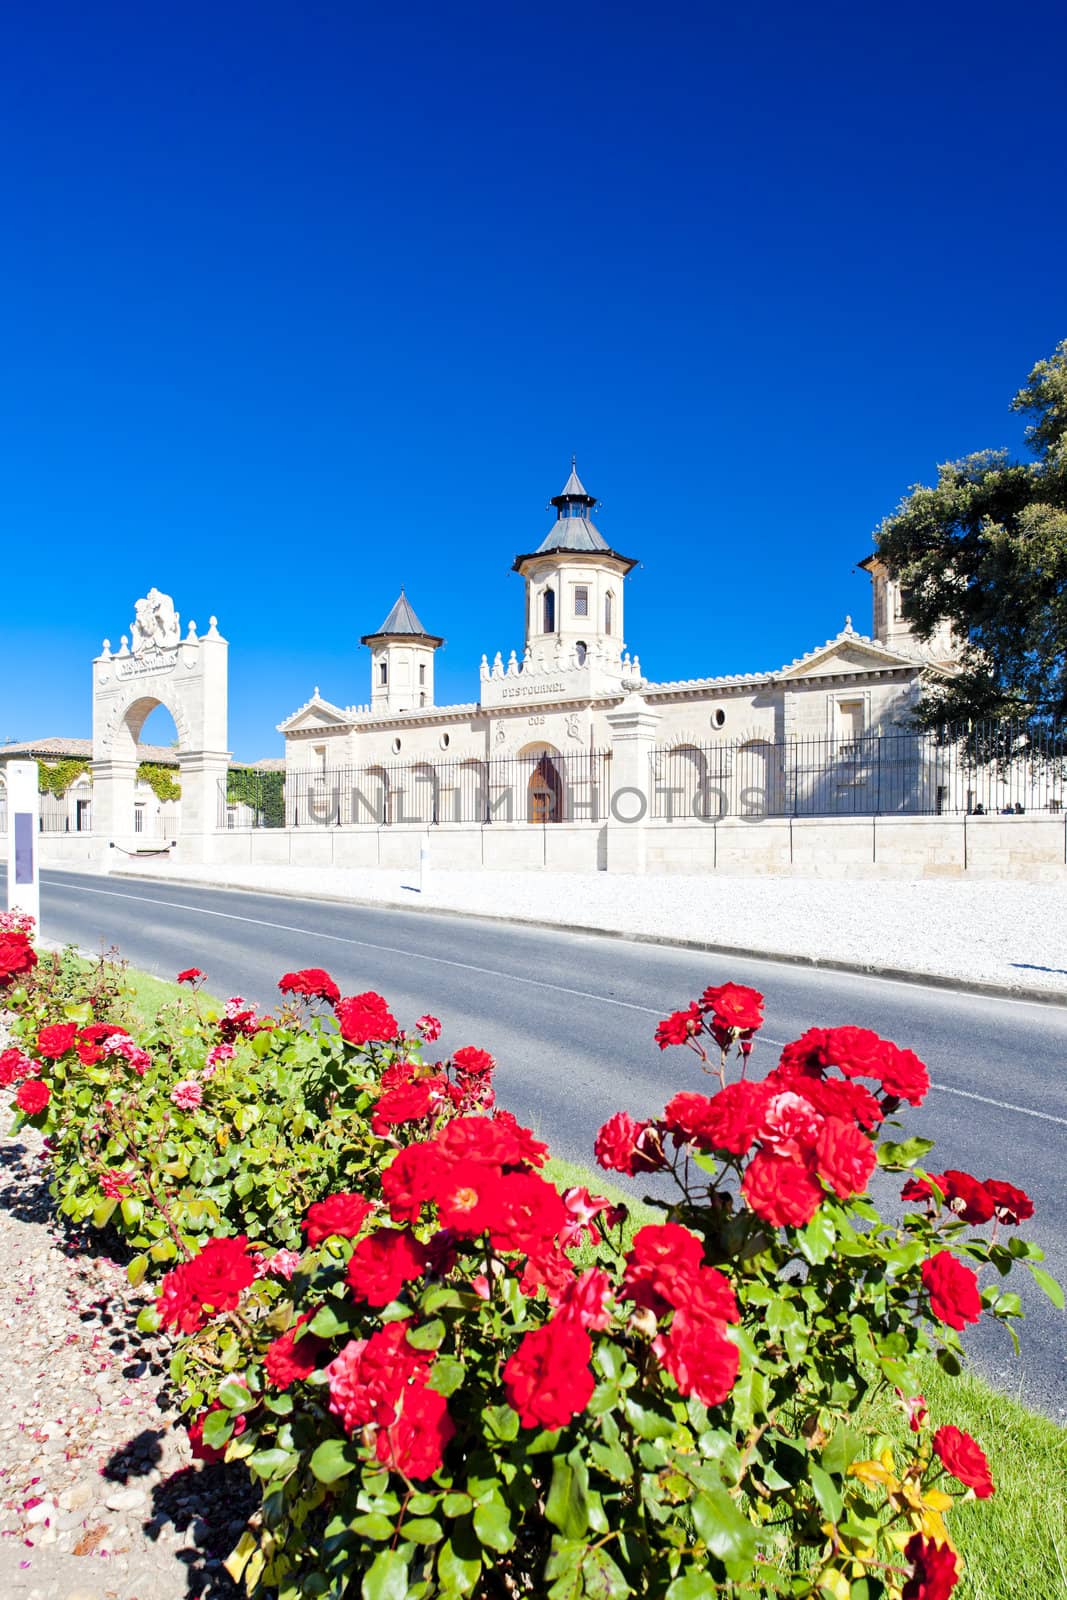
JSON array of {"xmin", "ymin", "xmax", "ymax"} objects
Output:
[
  {"xmin": 713, "ymin": 708, "xmax": 726, "ymax": 729},
  {"xmin": 439, "ymin": 732, "xmax": 451, "ymax": 750},
  {"xmin": 392, "ymin": 737, "xmax": 402, "ymax": 754}
]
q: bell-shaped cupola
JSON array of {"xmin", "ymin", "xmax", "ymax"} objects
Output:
[
  {"xmin": 360, "ymin": 589, "xmax": 444, "ymax": 714},
  {"xmin": 512, "ymin": 460, "xmax": 636, "ymax": 653}
]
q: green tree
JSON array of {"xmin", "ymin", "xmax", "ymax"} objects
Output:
[{"xmin": 874, "ymin": 339, "xmax": 1067, "ymax": 730}]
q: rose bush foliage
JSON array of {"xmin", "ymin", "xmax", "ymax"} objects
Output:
[{"xmin": 2, "ymin": 939, "xmax": 1061, "ymax": 1599}]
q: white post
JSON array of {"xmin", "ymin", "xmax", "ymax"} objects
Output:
[
  {"xmin": 419, "ymin": 832, "xmax": 431, "ymax": 893},
  {"xmin": 5, "ymin": 761, "xmax": 41, "ymax": 931}
]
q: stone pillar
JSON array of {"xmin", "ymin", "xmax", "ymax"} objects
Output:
[
  {"xmin": 90, "ymin": 760, "xmax": 138, "ymax": 862},
  {"xmin": 605, "ymin": 689, "xmax": 661, "ymax": 873},
  {"xmin": 175, "ymin": 752, "xmax": 230, "ymax": 862},
  {"xmin": 5, "ymin": 761, "xmax": 41, "ymax": 926}
]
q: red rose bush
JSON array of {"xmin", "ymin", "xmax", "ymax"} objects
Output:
[{"xmin": 3, "ymin": 936, "xmax": 1059, "ymax": 1600}]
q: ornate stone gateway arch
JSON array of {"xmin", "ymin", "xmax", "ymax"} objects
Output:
[{"xmin": 92, "ymin": 590, "xmax": 229, "ymax": 859}]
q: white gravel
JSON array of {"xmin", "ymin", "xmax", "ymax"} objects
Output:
[{"xmin": 107, "ymin": 861, "xmax": 1067, "ymax": 1000}]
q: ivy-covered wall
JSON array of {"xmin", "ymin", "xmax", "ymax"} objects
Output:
[{"xmin": 227, "ymin": 767, "xmax": 285, "ymax": 827}]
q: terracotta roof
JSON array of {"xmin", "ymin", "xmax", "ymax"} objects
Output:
[{"xmin": 0, "ymin": 738, "xmax": 180, "ymax": 763}]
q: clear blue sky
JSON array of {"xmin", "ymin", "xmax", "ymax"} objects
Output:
[{"xmin": 1, "ymin": 0, "xmax": 1064, "ymax": 759}]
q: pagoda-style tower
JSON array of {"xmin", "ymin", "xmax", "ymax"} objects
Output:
[
  {"xmin": 360, "ymin": 590, "xmax": 443, "ymax": 714},
  {"xmin": 512, "ymin": 459, "xmax": 636, "ymax": 662}
]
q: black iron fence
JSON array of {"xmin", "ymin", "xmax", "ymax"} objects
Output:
[
  {"xmin": 218, "ymin": 750, "xmax": 613, "ymax": 829},
  {"xmin": 214, "ymin": 726, "xmax": 1066, "ymax": 830},
  {"xmin": 649, "ymin": 724, "xmax": 1066, "ymax": 820}
]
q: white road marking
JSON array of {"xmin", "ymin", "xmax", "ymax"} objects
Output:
[{"xmin": 42, "ymin": 877, "xmax": 1067, "ymax": 1129}]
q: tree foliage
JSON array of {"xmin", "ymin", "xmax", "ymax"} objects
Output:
[
  {"xmin": 137, "ymin": 760, "xmax": 182, "ymax": 801},
  {"xmin": 227, "ymin": 766, "xmax": 285, "ymax": 827},
  {"xmin": 874, "ymin": 339, "xmax": 1067, "ymax": 729},
  {"xmin": 37, "ymin": 758, "xmax": 91, "ymax": 796}
]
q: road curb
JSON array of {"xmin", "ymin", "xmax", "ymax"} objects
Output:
[{"xmin": 100, "ymin": 867, "xmax": 1067, "ymax": 1010}]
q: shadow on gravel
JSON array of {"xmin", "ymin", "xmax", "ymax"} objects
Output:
[
  {"xmin": 147, "ymin": 1462, "xmax": 259, "ymax": 1600},
  {"xmin": 0, "ymin": 1139, "xmax": 54, "ymax": 1225},
  {"xmin": 103, "ymin": 1426, "xmax": 165, "ymax": 1481}
]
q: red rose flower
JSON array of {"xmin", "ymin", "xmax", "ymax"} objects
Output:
[
  {"xmin": 503, "ymin": 1318, "xmax": 595, "ymax": 1431},
  {"xmin": 416, "ymin": 1014, "xmax": 442, "ymax": 1042},
  {"xmin": 982, "ymin": 1178, "xmax": 1033, "ymax": 1225},
  {"xmin": 593, "ymin": 1111, "xmax": 666, "ymax": 1175},
  {"xmin": 780, "ymin": 1072, "xmax": 885, "ymax": 1131},
  {"xmin": 382, "ymin": 1142, "xmax": 448, "ymax": 1224},
  {"xmin": 451, "ymin": 1045, "xmax": 495, "ymax": 1078},
  {"xmin": 932, "ymin": 1425, "xmax": 995, "ymax": 1498},
  {"xmin": 654, "ymin": 1002, "xmax": 704, "ymax": 1049},
  {"xmin": 346, "ymin": 1228, "xmax": 427, "ymax": 1305},
  {"xmin": 0, "ymin": 931, "xmax": 37, "ymax": 989},
  {"xmin": 434, "ymin": 1159, "xmax": 503, "ymax": 1234},
  {"xmin": 157, "ymin": 1236, "xmax": 257, "ymax": 1333},
  {"xmin": 653, "ymin": 1317, "xmax": 740, "ymax": 1408},
  {"xmin": 264, "ymin": 1313, "xmax": 326, "ymax": 1389},
  {"xmin": 622, "ymin": 1223, "xmax": 707, "ymax": 1315},
  {"xmin": 698, "ymin": 1080, "xmax": 770, "ymax": 1156},
  {"xmin": 921, "ymin": 1252, "xmax": 982, "ymax": 1330},
  {"xmin": 371, "ymin": 1077, "xmax": 448, "ymax": 1135},
  {"xmin": 553, "ymin": 1267, "xmax": 612, "ymax": 1330},
  {"xmin": 662, "ymin": 1091, "xmax": 719, "ymax": 1146},
  {"xmin": 177, "ymin": 968, "xmax": 204, "ymax": 985},
  {"xmin": 302, "ymin": 1191, "xmax": 373, "ymax": 1245},
  {"xmin": 742, "ymin": 1150, "xmax": 823, "ymax": 1228},
  {"xmin": 814, "ymin": 1116, "xmax": 877, "ymax": 1199},
  {"xmin": 489, "ymin": 1171, "xmax": 566, "ymax": 1256},
  {"xmin": 15, "ymin": 1079, "xmax": 50, "ymax": 1116},
  {"xmin": 902, "ymin": 1174, "xmax": 937, "ymax": 1206},
  {"xmin": 35, "ymin": 1022, "xmax": 78, "ymax": 1059},
  {"xmin": 375, "ymin": 1376, "xmax": 454, "ymax": 1480},
  {"xmin": 699, "ymin": 982, "xmax": 765, "ymax": 1044},
  {"xmin": 902, "ymin": 1535, "xmax": 961, "ymax": 1600},
  {"xmin": 326, "ymin": 1322, "xmax": 431, "ymax": 1433},
  {"xmin": 335, "ymin": 991, "xmax": 398, "ymax": 1045},
  {"xmin": 278, "ymin": 968, "xmax": 341, "ymax": 1005},
  {"xmin": 0, "ymin": 1047, "xmax": 32, "ymax": 1087},
  {"xmin": 759, "ymin": 1090, "xmax": 823, "ymax": 1160},
  {"xmin": 877, "ymin": 1043, "xmax": 930, "ymax": 1106},
  {"xmin": 935, "ymin": 1170, "xmax": 995, "ymax": 1224}
]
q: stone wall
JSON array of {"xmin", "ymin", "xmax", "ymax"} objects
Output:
[{"xmin": 37, "ymin": 813, "xmax": 1063, "ymax": 882}]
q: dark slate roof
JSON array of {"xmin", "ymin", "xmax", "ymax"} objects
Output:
[
  {"xmin": 513, "ymin": 461, "xmax": 637, "ymax": 571},
  {"xmin": 360, "ymin": 590, "xmax": 443, "ymax": 646}
]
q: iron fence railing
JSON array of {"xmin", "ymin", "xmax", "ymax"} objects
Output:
[
  {"xmin": 218, "ymin": 750, "xmax": 614, "ymax": 829},
  {"xmin": 649, "ymin": 724, "xmax": 1066, "ymax": 819}
]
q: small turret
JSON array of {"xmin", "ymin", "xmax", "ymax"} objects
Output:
[{"xmin": 360, "ymin": 590, "xmax": 444, "ymax": 714}]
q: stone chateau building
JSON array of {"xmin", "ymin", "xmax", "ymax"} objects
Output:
[{"xmin": 277, "ymin": 462, "xmax": 958, "ymax": 822}]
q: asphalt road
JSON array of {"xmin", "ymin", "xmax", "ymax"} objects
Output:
[{"xmin": 5, "ymin": 865, "xmax": 1066, "ymax": 1419}]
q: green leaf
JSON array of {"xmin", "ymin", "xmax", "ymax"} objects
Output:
[
  {"xmin": 691, "ymin": 1485, "xmax": 757, "ymax": 1581},
  {"xmin": 310, "ymin": 1303, "xmax": 357, "ymax": 1338},
  {"xmin": 406, "ymin": 1319, "xmax": 446, "ymax": 1350},
  {"xmin": 126, "ymin": 1254, "xmax": 149, "ymax": 1288},
  {"xmin": 309, "ymin": 1438, "xmax": 357, "ymax": 1484},
  {"xmin": 546, "ymin": 1451, "xmax": 590, "ymax": 1540},
  {"xmin": 349, "ymin": 1511, "xmax": 392, "ymax": 1540},
  {"xmin": 437, "ymin": 1538, "xmax": 482, "ymax": 1596},
  {"xmin": 473, "ymin": 1496, "xmax": 515, "ymax": 1553},
  {"xmin": 92, "ymin": 1197, "xmax": 118, "ymax": 1229},
  {"xmin": 877, "ymin": 1136, "xmax": 935, "ymax": 1169},
  {"xmin": 1029, "ymin": 1264, "xmax": 1065, "ymax": 1310},
  {"xmin": 218, "ymin": 1377, "xmax": 255, "ymax": 1411},
  {"xmin": 809, "ymin": 1464, "xmax": 843, "ymax": 1524},
  {"xmin": 362, "ymin": 1549, "xmax": 409, "ymax": 1600},
  {"xmin": 402, "ymin": 1517, "xmax": 443, "ymax": 1544},
  {"xmin": 202, "ymin": 1409, "xmax": 233, "ymax": 1450},
  {"xmin": 797, "ymin": 1209, "xmax": 836, "ymax": 1265},
  {"xmin": 248, "ymin": 1446, "xmax": 297, "ymax": 1478},
  {"xmin": 429, "ymin": 1356, "xmax": 466, "ymax": 1397},
  {"xmin": 666, "ymin": 1573, "xmax": 719, "ymax": 1600}
]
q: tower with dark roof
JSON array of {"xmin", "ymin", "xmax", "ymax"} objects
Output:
[
  {"xmin": 512, "ymin": 460, "xmax": 636, "ymax": 663},
  {"xmin": 360, "ymin": 589, "xmax": 444, "ymax": 714}
]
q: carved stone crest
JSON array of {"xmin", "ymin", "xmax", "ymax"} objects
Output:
[{"xmin": 130, "ymin": 588, "xmax": 181, "ymax": 656}]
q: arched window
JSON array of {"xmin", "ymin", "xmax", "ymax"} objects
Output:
[
  {"xmin": 605, "ymin": 591, "xmax": 614, "ymax": 634},
  {"xmin": 379, "ymin": 660, "xmax": 388, "ymax": 686},
  {"xmin": 543, "ymin": 588, "xmax": 556, "ymax": 632},
  {"xmin": 575, "ymin": 640, "xmax": 587, "ymax": 665}
]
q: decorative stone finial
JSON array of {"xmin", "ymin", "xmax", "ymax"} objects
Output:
[
  {"xmin": 186, "ymin": 619, "xmax": 198, "ymax": 640},
  {"xmin": 118, "ymin": 634, "xmax": 130, "ymax": 656},
  {"xmin": 101, "ymin": 639, "xmax": 112, "ymax": 659},
  {"xmin": 844, "ymin": 614, "xmax": 854, "ymax": 632},
  {"xmin": 314, "ymin": 686, "xmax": 320, "ymax": 698},
  {"xmin": 206, "ymin": 616, "xmax": 221, "ymax": 639}
]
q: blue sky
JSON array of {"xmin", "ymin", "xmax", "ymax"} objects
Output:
[{"xmin": 1, "ymin": 0, "xmax": 1064, "ymax": 759}]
